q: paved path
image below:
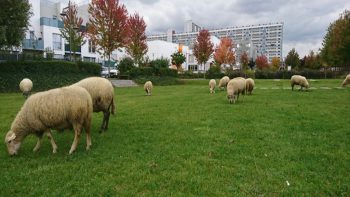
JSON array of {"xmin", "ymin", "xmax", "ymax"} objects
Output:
[{"xmin": 109, "ymin": 79, "xmax": 138, "ymax": 87}]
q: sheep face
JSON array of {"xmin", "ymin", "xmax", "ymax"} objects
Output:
[
  {"xmin": 5, "ymin": 131, "xmax": 21, "ymax": 156},
  {"xmin": 227, "ymin": 94, "xmax": 236, "ymax": 104}
]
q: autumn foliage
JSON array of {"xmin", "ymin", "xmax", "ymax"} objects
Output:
[
  {"xmin": 126, "ymin": 13, "xmax": 148, "ymax": 65},
  {"xmin": 240, "ymin": 52, "xmax": 249, "ymax": 70},
  {"xmin": 214, "ymin": 37, "xmax": 235, "ymax": 66},
  {"xmin": 88, "ymin": 0, "xmax": 129, "ymax": 61},
  {"xmin": 270, "ymin": 57, "xmax": 281, "ymax": 70},
  {"xmin": 255, "ymin": 55, "xmax": 269, "ymax": 70},
  {"xmin": 193, "ymin": 29, "xmax": 214, "ymax": 66}
]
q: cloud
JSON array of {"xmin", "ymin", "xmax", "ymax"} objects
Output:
[{"xmin": 119, "ymin": 0, "xmax": 350, "ymax": 57}]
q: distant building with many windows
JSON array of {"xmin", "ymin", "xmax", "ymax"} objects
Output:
[{"xmin": 147, "ymin": 20, "xmax": 284, "ymax": 63}]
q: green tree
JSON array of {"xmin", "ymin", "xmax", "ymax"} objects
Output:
[
  {"xmin": 171, "ymin": 51, "xmax": 186, "ymax": 71},
  {"xmin": 285, "ymin": 48, "xmax": 300, "ymax": 69},
  {"xmin": 320, "ymin": 10, "xmax": 350, "ymax": 67},
  {"xmin": 60, "ymin": 1, "xmax": 86, "ymax": 61},
  {"xmin": 0, "ymin": 0, "xmax": 32, "ymax": 50}
]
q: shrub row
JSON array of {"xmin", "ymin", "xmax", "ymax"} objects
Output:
[
  {"xmin": 254, "ymin": 70, "xmax": 348, "ymax": 79},
  {"xmin": 0, "ymin": 61, "xmax": 101, "ymax": 92},
  {"xmin": 129, "ymin": 67, "xmax": 178, "ymax": 78}
]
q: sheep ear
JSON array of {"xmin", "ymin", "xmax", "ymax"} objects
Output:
[{"xmin": 8, "ymin": 133, "xmax": 16, "ymax": 141}]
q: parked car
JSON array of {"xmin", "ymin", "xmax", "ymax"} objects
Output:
[{"xmin": 101, "ymin": 67, "xmax": 119, "ymax": 78}]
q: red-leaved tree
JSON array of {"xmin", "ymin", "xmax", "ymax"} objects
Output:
[
  {"xmin": 126, "ymin": 13, "xmax": 148, "ymax": 66},
  {"xmin": 214, "ymin": 37, "xmax": 235, "ymax": 66},
  {"xmin": 255, "ymin": 55, "xmax": 269, "ymax": 70},
  {"xmin": 88, "ymin": 0, "xmax": 129, "ymax": 71},
  {"xmin": 193, "ymin": 29, "xmax": 213, "ymax": 72}
]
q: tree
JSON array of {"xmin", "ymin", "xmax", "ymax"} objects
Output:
[
  {"xmin": 304, "ymin": 50, "xmax": 321, "ymax": 70},
  {"xmin": 0, "ymin": 0, "xmax": 32, "ymax": 50},
  {"xmin": 60, "ymin": 1, "xmax": 86, "ymax": 61},
  {"xmin": 285, "ymin": 48, "xmax": 300, "ymax": 69},
  {"xmin": 126, "ymin": 13, "xmax": 148, "ymax": 66},
  {"xmin": 255, "ymin": 55, "xmax": 269, "ymax": 70},
  {"xmin": 88, "ymin": 0, "xmax": 129, "ymax": 73},
  {"xmin": 171, "ymin": 51, "xmax": 186, "ymax": 71},
  {"xmin": 320, "ymin": 10, "xmax": 350, "ymax": 67},
  {"xmin": 240, "ymin": 52, "xmax": 249, "ymax": 70},
  {"xmin": 193, "ymin": 29, "xmax": 214, "ymax": 73},
  {"xmin": 214, "ymin": 37, "xmax": 235, "ymax": 67},
  {"xmin": 248, "ymin": 58, "xmax": 255, "ymax": 70},
  {"xmin": 270, "ymin": 57, "xmax": 281, "ymax": 71}
]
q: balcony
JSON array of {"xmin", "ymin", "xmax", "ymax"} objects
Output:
[
  {"xmin": 40, "ymin": 17, "xmax": 64, "ymax": 28},
  {"xmin": 22, "ymin": 39, "xmax": 44, "ymax": 50},
  {"xmin": 65, "ymin": 44, "xmax": 81, "ymax": 53}
]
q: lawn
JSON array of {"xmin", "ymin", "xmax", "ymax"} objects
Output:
[{"xmin": 0, "ymin": 79, "xmax": 349, "ymax": 196}]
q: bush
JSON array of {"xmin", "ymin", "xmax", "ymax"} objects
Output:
[
  {"xmin": 225, "ymin": 69, "xmax": 245, "ymax": 79},
  {"xmin": 118, "ymin": 57, "xmax": 135, "ymax": 75},
  {"xmin": 149, "ymin": 58, "xmax": 169, "ymax": 69},
  {"xmin": 133, "ymin": 76, "xmax": 184, "ymax": 86},
  {"xmin": 179, "ymin": 71, "xmax": 205, "ymax": 79},
  {"xmin": 205, "ymin": 66, "xmax": 224, "ymax": 79},
  {"xmin": 0, "ymin": 60, "xmax": 101, "ymax": 92}
]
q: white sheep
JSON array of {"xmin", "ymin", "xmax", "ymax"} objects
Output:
[
  {"xmin": 291, "ymin": 75, "xmax": 309, "ymax": 91},
  {"xmin": 341, "ymin": 74, "xmax": 350, "ymax": 87},
  {"xmin": 19, "ymin": 78, "xmax": 33, "ymax": 99},
  {"xmin": 218, "ymin": 76, "xmax": 230, "ymax": 90},
  {"xmin": 227, "ymin": 77, "xmax": 246, "ymax": 104},
  {"xmin": 246, "ymin": 78, "xmax": 255, "ymax": 95},
  {"xmin": 209, "ymin": 79, "xmax": 216, "ymax": 94},
  {"xmin": 4, "ymin": 85, "xmax": 93, "ymax": 156},
  {"xmin": 73, "ymin": 77, "xmax": 115, "ymax": 132},
  {"xmin": 144, "ymin": 81, "xmax": 153, "ymax": 96}
]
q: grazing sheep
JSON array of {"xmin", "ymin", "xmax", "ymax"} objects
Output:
[
  {"xmin": 144, "ymin": 81, "xmax": 153, "ymax": 96},
  {"xmin": 218, "ymin": 76, "xmax": 230, "ymax": 90},
  {"xmin": 19, "ymin": 78, "xmax": 33, "ymax": 99},
  {"xmin": 73, "ymin": 77, "xmax": 115, "ymax": 132},
  {"xmin": 209, "ymin": 79, "xmax": 216, "ymax": 94},
  {"xmin": 246, "ymin": 78, "xmax": 255, "ymax": 95},
  {"xmin": 227, "ymin": 77, "xmax": 246, "ymax": 104},
  {"xmin": 341, "ymin": 74, "xmax": 350, "ymax": 87},
  {"xmin": 291, "ymin": 75, "xmax": 309, "ymax": 91},
  {"xmin": 4, "ymin": 86, "xmax": 93, "ymax": 156}
]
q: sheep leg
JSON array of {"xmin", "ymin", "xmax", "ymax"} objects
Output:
[
  {"xmin": 69, "ymin": 124, "xmax": 82, "ymax": 154},
  {"xmin": 46, "ymin": 130, "xmax": 58, "ymax": 154},
  {"xmin": 33, "ymin": 136, "xmax": 43, "ymax": 152},
  {"xmin": 85, "ymin": 125, "xmax": 92, "ymax": 151}
]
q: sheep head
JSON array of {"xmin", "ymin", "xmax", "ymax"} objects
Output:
[{"xmin": 5, "ymin": 131, "xmax": 21, "ymax": 156}]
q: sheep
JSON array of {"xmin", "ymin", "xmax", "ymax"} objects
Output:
[
  {"xmin": 246, "ymin": 78, "xmax": 255, "ymax": 95},
  {"xmin": 144, "ymin": 81, "xmax": 153, "ymax": 96},
  {"xmin": 4, "ymin": 86, "xmax": 93, "ymax": 156},
  {"xmin": 227, "ymin": 77, "xmax": 246, "ymax": 104},
  {"xmin": 218, "ymin": 76, "xmax": 230, "ymax": 90},
  {"xmin": 73, "ymin": 77, "xmax": 115, "ymax": 132},
  {"xmin": 19, "ymin": 78, "xmax": 33, "ymax": 99},
  {"xmin": 209, "ymin": 79, "xmax": 216, "ymax": 94},
  {"xmin": 291, "ymin": 75, "xmax": 309, "ymax": 91},
  {"xmin": 341, "ymin": 74, "xmax": 350, "ymax": 87}
]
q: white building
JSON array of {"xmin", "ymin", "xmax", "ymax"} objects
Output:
[
  {"xmin": 147, "ymin": 21, "xmax": 284, "ymax": 63},
  {"xmin": 24, "ymin": 0, "xmax": 104, "ymax": 63}
]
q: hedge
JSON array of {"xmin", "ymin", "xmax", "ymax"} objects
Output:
[
  {"xmin": 0, "ymin": 61, "xmax": 101, "ymax": 92},
  {"xmin": 129, "ymin": 67, "xmax": 178, "ymax": 78}
]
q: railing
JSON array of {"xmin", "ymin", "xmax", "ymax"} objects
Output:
[
  {"xmin": 22, "ymin": 39, "xmax": 44, "ymax": 50},
  {"xmin": 40, "ymin": 17, "xmax": 64, "ymax": 28}
]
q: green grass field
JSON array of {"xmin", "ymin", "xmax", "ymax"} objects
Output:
[{"xmin": 0, "ymin": 79, "xmax": 349, "ymax": 196}]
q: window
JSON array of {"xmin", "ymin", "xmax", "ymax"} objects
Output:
[
  {"xmin": 88, "ymin": 40, "xmax": 96, "ymax": 53},
  {"xmin": 52, "ymin": 33, "xmax": 62, "ymax": 50}
]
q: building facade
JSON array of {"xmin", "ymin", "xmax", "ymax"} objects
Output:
[{"xmin": 147, "ymin": 21, "xmax": 284, "ymax": 63}]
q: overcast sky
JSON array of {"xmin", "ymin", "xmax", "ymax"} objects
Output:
[{"xmin": 75, "ymin": 0, "xmax": 349, "ymax": 58}]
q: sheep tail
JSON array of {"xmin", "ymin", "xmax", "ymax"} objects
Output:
[{"xmin": 110, "ymin": 98, "xmax": 116, "ymax": 115}]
